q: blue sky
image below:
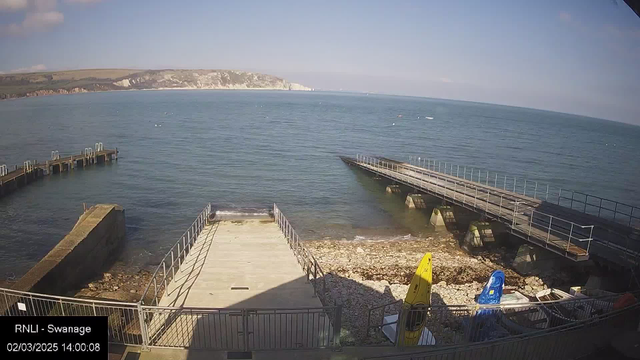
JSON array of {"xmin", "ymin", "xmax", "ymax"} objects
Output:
[{"xmin": 1, "ymin": 0, "xmax": 640, "ymax": 124}]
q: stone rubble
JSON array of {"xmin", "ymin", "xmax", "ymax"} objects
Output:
[
  {"xmin": 74, "ymin": 269, "xmax": 154, "ymax": 303},
  {"xmin": 305, "ymin": 235, "xmax": 579, "ymax": 345}
]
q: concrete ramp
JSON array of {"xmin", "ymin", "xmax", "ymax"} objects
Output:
[
  {"xmin": 149, "ymin": 218, "xmax": 333, "ymax": 350},
  {"xmin": 159, "ymin": 219, "xmax": 321, "ymax": 308}
]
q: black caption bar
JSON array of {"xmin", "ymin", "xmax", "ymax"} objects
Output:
[{"xmin": 1, "ymin": 316, "xmax": 107, "ymax": 359}]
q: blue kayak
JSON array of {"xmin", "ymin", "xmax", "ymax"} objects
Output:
[
  {"xmin": 468, "ymin": 270, "xmax": 506, "ymax": 342},
  {"xmin": 478, "ymin": 270, "xmax": 505, "ymax": 304}
]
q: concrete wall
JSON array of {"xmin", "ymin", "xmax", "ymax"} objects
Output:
[{"xmin": 13, "ymin": 204, "xmax": 125, "ymax": 294}]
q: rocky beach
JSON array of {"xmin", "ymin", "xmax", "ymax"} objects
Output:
[{"xmin": 305, "ymin": 234, "xmax": 584, "ymax": 345}]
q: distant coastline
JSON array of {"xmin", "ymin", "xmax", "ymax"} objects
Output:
[{"xmin": 0, "ymin": 69, "xmax": 312, "ymax": 100}]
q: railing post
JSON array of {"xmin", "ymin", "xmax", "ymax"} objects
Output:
[
  {"xmin": 529, "ymin": 212, "xmax": 533, "ymax": 237},
  {"xmin": 558, "ymin": 188, "xmax": 562, "ymax": 205},
  {"xmin": 547, "ymin": 216, "xmax": 552, "ymax": 246},
  {"xmin": 138, "ymin": 303, "xmax": 150, "ymax": 350},
  {"xmin": 504, "ymin": 175, "xmax": 507, "ymax": 190},
  {"xmin": 153, "ymin": 278, "xmax": 157, "ymax": 305},
  {"xmin": 495, "ymin": 173, "xmax": 498, "ymax": 188},
  {"xmin": 463, "ymin": 184, "xmax": 467, "ymax": 204},
  {"xmin": 512, "ymin": 201, "xmax": 520, "ymax": 228},
  {"xmin": 598, "ymin": 198, "xmax": 603, "ymax": 217},
  {"xmin": 242, "ymin": 309, "xmax": 249, "ymax": 352},
  {"xmin": 474, "ymin": 187, "xmax": 478, "ymax": 207},
  {"xmin": 457, "ymin": 165, "xmax": 460, "ymax": 178},
  {"xmin": 332, "ymin": 305, "xmax": 343, "ymax": 349},
  {"xmin": 567, "ymin": 223, "xmax": 574, "ymax": 252},
  {"xmin": 485, "ymin": 189, "xmax": 489, "ymax": 212},
  {"xmin": 395, "ymin": 305, "xmax": 407, "ymax": 348},
  {"xmin": 534, "ymin": 182, "xmax": 538, "ymax": 199},
  {"xmin": 162, "ymin": 261, "xmax": 167, "ymax": 291},
  {"xmin": 486, "ymin": 171, "xmax": 489, "ymax": 185},
  {"xmin": 514, "ymin": 177, "xmax": 516, "ymax": 193},
  {"xmin": 524, "ymin": 179, "xmax": 527, "ymax": 196},
  {"xmin": 570, "ymin": 192, "xmax": 574, "ymax": 209},
  {"xmin": 586, "ymin": 226, "xmax": 593, "ymax": 254},
  {"xmin": 171, "ymin": 250, "xmax": 175, "ymax": 280},
  {"xmin": 471, "ymin": 168, "xmax": 473, "ymax": 181}
]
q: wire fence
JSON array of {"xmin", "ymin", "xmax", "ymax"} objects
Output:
[
  {"xmin": 366, "ymin": 292, "xmax": 636, "ymax": 350},
  {"xmin": 141, "ymin": 203, "xmax": 212, "ymax": 306},
  {"xmin": 408, "ymin": 156, "xmax": 640, "ymax": 229},
  {"xmin": 364, "ymin": 299, "xmax": 640, "ymax": 360},
  {"xmin": 142, "ymin": 305, "xmax": 341, "ymax": 350},
  {"xmin": 0, "ymin": 286, "xmax": 144, "ymax": 345},
  {"xmin": 356, "ymin": 155, "xmax": 595, "ymax": 261}
]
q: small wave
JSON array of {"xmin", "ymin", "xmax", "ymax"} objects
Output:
[
  {"xmin": 212, "ymin": 208, "xmax": 272, "ymax": 220},
  {"xmin": 215, "ymin": 210, "xmax": 270, "ymax": 216},
  {"xmin": 350, "ymin": 234, "xmax": 414, "ymax": 241}
]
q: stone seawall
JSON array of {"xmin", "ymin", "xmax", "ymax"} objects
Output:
[{"xmin": 12, "ymin": 204, "xmax": 125, "ymax": 294}]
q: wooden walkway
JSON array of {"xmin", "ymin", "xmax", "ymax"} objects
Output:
[
  {"xmin": 0, "ymin": 148, "xmax": 117, "ymax": 198},
  {"xmin": 343, "ymin": 156, "xmax": 639, "ymax": 266}
]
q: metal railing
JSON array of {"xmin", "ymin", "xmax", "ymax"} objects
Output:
[
  {"xmin": 364, "ymin": 299, "xmax": 640, "ymax": 359},
  {"xmin": 141, "ymin": 203, "xmax": 212, "ymax": 306},
  {"xmin": 142, "ymin": 305, "xmax": 342, "ymax": 350},
  {"xmin": 0, "ymin": 286, "xmax": 144, "ymax": 345},
  {"xmin": 408, "ymin": 156, "xmax": 640, "ymax": 229},
  {"xmin": 356, "ymin": 155, "xmax": 595, "ymax": 260},
  {"xmin": 0, "ymin": 205, "xmax": 346, "ymax": 351},
  {"xmin": 273, "ymin": 203, "xmax": 336, "ymax": 307},
  {"xmin": 366, "ymin": 292, "xmax": 635, "ymax": 349}
]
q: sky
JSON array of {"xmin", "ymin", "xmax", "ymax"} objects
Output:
[{"xmin": 1, "ymin": 0, "xmax": 640, "ymax": 125}]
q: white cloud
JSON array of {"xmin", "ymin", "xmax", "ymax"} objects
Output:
[
  {"xmin": 33, "ymin": 0, "xmax": 56, "ymax": 12},
  {"xmin": 1, "ymin": 10, "xmax": 63, "ymax": 35},
  {"xmin": 0, "ymin": 0, "xmax": 95, "ymax": 36},
  {"xmin": 22, "ymin": 10, "xmax": 63, "ymax": 29},
  {"xmin": 0, "ymin": 0, "xmax": 28, "ymax": 11},
  {"xmin": 10, "ymin": 64, "xmax": 47, "ymax": 73}
]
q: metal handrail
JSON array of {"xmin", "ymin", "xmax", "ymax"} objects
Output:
[
  {"xmin": 408, "ymin": 155, "xmax": 640, "ymax": 229},
  {"xmin": 355, "ymin": 155, "xmax": 594, "ymax": 258},
  {"xmin": 364, "ymin": 301, "xmax": 640, "ymax": 358},
  {"xmin": 1, "ymin": 286, "xmax": 139, "ymax": 307},
  {"xmin": 141, "ymin": 203, "xmax": 212, "ymax": 305},
  {"xmin": 370, "ymin": 290, "xmax": 633, "ymax": 314},
  {"xmin": 365, "ymin": 290, "xmax": 638, "ymax": 347},
  {"xmin": 273, "ymin": 203, "xmax": 332, "ymax": 305}
]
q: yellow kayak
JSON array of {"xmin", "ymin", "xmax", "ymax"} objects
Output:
[{"xmin": 401, "ymin": 252, "xmax": 432, "ymax": 346}]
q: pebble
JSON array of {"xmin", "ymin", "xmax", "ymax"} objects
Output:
[{"xmin": 305, "ymin": 237, "xmax": 576, "ymax": 345}]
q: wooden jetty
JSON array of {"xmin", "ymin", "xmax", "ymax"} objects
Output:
[{"xmin": 0, "ymin": 144, "xmax": 118, "ymax": 198}]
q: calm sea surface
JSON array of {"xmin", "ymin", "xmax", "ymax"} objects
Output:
[{"xmin": 1, "ymin": 90, "xmax": 639, "ymax": 278}]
